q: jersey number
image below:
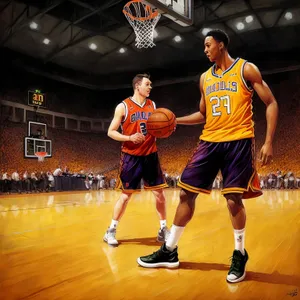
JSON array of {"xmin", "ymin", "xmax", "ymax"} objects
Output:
[
  {"xmin": 140, "ymin": 122, "xmax": 147, "ymax": 136},
  {"xmin": 210, "ymin": 95, "xmax": 231, "ymax": 116}
]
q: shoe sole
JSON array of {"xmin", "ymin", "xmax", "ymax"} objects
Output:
[
  {"xmin": 226, "ymin": 271, "xmax": 246, "ymax": 283},
  {"xmin": 137, "ymin": 258, "xmax": 179, "ymax": 268},
  {"xmin": 103, "ymin": 236, "xmax": 118, "ymax": 246}
]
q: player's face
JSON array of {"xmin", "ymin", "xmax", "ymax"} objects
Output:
[
  {"xmin": 137, "ymin": 77, "xmax": 152, "ymax": 98},
  {"xmin": 204, "ymin": 36, "xmax": 221, "ymax": 62}
]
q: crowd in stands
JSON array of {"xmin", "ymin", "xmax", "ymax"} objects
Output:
[
  {"xmin": 1, "ymin": 166, "xmax": 300, "ymax": 195},
  {"xmin": 0, "ymin": 108, "xmax": 299, "ymax": 194},
  {"xmin": 0, "ymin": 167, "xmax": 118, "ymax": 194}
]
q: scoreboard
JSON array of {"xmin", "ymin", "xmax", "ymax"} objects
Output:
[{"xmin": 28, "ymin": 90, "xmax": 46, "ymax": 108}]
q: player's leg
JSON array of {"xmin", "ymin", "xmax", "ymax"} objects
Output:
[
  {"xmin": 151, "ymin": 189, "xmax": 169, "ymax": 242},
  {"xmin": 137, "ymin": 141, "xmax": 220, "ymax": 268},
  {"xmin": 142, "ymin": 152, "xmax": 169, "ymax": 241},
  {"xmin": 104, "ymin": 152, "xmax": 143, "ymax": 246},
  {"xmin": 104, "ymin": 191, "xmax": 132, "ymax": 246},
  {"xmin": 112, "ymin": 192, "xmax": 132, "ymax": 221},
  {"xmin": 152, "ymin": 189, "xmax": 166, "ymax": 221},
  {"xmin": 224, "ymin": 192, "xmax": 248, "ymax": 283},
  {"xmin": 220, "ymin": 138, "xmax": 259, "ymax": 283}
]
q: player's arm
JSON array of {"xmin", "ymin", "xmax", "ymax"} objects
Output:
[
  {"xmin": 244, "ymin": 62, "xmax": 279, "ymax": 165},
  {"xmin": 176, "ymin": 73, "xmax": 206, "ymax": 125},
  {"xmin": 107, "ymin": 103, "xmax": 145, "ymax": 144}
]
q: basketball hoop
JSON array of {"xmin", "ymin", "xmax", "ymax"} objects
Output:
[
  {"xmin": 123, "ymin": 0, "xmax": 161, "ymax": 48},
  {"xmin": 35, "ymin": 151, "xmax": 47, "ymax": 162}
]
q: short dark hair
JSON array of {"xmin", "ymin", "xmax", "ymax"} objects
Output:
[
  {"xmin": 132, "ymin": 73, "xmax": 150, "ymax": 90},
  {"xmin": 205, "ymin": 29, "xmax": 230, "ymax": 48}
]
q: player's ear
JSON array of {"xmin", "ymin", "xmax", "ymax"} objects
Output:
[
  {"xmin": 135, "ymin": 81, "xmax": 140, "ymax": 90},
  {"xmin": 219, "ymin": 41, "xmax": 224, "ymax": 51}
]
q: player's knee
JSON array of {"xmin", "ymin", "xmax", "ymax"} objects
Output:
[
  {"xmin": 179, "ymin": 189, "xmax": 197, "ymax": 204},
  {"xmin": 121, "ymin": 192, "xmax": 131, "ymax": 203},
  {"xmin": 225, "ymin": 193, "xmax": 243, "ymax": 216},
  {"xmin": 153, "ymin": 189, "xmax": 166, "ymax": 203}
]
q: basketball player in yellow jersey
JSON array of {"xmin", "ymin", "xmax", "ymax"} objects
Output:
[
  {"xmin": 137, "ymin": 30, "xmax": 279, "ymax": 283},
  {"xmin": 103, "ymin": 74, "xmax": 169, "ymax": 247}
]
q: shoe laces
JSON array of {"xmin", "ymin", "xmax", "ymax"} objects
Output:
[
  {"xmin": 150, "ymin": 244, "xmax": 172, "ymax": 259},
  {"xmin": 229, "ymin": 253, "xmax": 242, "ymax": 272},
  {"xmin": 107, "ymin": 229, "xmax": 116, "ymax": 239},
  {"xmin": 151, "ymin": 248, "xmax": 163, "ymax": 258}
]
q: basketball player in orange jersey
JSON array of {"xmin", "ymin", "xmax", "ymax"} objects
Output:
[
  {"xmin": 103, "ymin": 74, "xmax": 169, "ymax": 246},
  {"xmin": 137, "ymin": 29, "xmax": 278, "ymax": 283}
]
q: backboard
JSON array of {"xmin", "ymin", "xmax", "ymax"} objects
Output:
[
  {"xmin": 143, "ymin": 0, "xmax": 193, "ymax": 26},
  {"xmin": 24, "ymin": 137, "xmax": 52, "ymax": 158},
  {"xmin": 25, "ymin": 121, "xmax": 52, "ymax": 160}
]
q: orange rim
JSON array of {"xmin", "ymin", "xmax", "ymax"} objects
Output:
[
  {"xmin": 123, "ymin": 0, "xmax": 159, "ymax": 21},
  {"xmin": 35, "ymin": 151, "xmax": 47, "ymax": 158}
]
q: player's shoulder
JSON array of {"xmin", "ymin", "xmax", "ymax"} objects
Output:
[
  {"xmin": 242, "ymin": 60, "xmax": 261, "ymax": 76},
  {"xmin": 119, "ymin": 97, "xmax": 132, "ymax": 110},
  {"xmin": 115, "ymin": 100, "xmax": 127, "ymax": 113},
  {"xmin": 200, "ymin": 65, "xmax": 215, "ymax": 82},
  {"xmin": 122, "ymin": 97, "xmax": 131, "ymax": 104},
  {"xmin": 239, "ymin": 58, "xmax": 258, "ymax": 70},
  {"xmin": 241, "ymin": 60, "xmax": 263, "ymax": 82}
]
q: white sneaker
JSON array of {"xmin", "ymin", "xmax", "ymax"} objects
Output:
[
  {"xmin": 157, "ymin": 226, "xmax": 170, "ymax": 242},
  {"xmin": 103, "ymin": 228, "xmax": 118, "ymax": 246}
]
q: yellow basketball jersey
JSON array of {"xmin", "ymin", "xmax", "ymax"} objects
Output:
[{"xmin": 200, "ymin": 58, "xmax": 254, "ymax": 142}]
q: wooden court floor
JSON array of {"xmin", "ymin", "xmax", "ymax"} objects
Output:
[{"xmin": 0, "ymin": 189, "xmax": 299, "ymax": 300}]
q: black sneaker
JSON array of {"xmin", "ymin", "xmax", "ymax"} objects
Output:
[
  {"xmin": 137, "ymin": 243, "xmax": 179, "ymax": 268},
  {"xmin": 227, "ymin": 249, "xmax": 249, "ymax": 283}
]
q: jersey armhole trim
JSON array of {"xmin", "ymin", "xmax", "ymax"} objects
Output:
[
  {"xmin": 241, "ymin": 61, "xmax": 254, "ymax": 92},
  {"xmin": 152, "ymin": 101, "xmax": 156, "ymax": 109},
  {"xmin": 122, "ymin": 101, "xmax": 128, "ymax": 122}
]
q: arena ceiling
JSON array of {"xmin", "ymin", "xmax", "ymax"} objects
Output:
[{"xmin": 1, "ymin": 0, "xmax": 300, "ymax": 90}]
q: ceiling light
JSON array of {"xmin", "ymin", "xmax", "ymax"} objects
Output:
[
  {"xmin": 284, "ymin": 12, "xmax": 293, "ymax": 20},
  {"xmin": 29, "ymin": 21, "xmax": 38, "ymax": 30},
  {"xmin": 43, "ymin": 38, "xmax": 50, "ymax": 45},
  {"xmin": 245, "ymin": 15, "xmax": 253, "ymax": 23},
  {"xmin": 174, "ymin": 35, "xmax": 182, "ymax": 42},
  {"xmin": 236, "ymin": 22, "xmax": 245, "ymax": 30},
  {"xmin": 201, "ymin": 28, "xmax": 211, "ymax": 36},
  {"xmin": 119, "ymin": 47, "xmax": 126, "ymax": 53},
  {"xmin": 89, "ymin": 43, "xmax": 97, "ymax": 50}
]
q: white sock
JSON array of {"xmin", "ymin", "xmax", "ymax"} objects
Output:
[
  {"xmin": 166, "ymin": 224, "xmax": 185, "ymax": 251},
  {"xmin": 109, "ymin": 219, "xmax": 119, "ymax": 229},
  {"xmin": 234, "ymin": 228, "xmax": 245, "ymax": 255},
  {"xmin": 160, "ymin": 219, "xmax": 167, "ymax": 229}
]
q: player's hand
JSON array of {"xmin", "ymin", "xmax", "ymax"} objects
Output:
[
  {"xmin": 259, "ymin": 142, "xmax": 273, "ymax": 166},
  {"xmin": 129, "ymin": 133, "xmax": 145, "ymax": 144},
  {"xmin": 173, "ymin": 118, "xmax": 177, "ymax": 132}
]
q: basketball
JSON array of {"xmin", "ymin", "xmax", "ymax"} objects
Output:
[{"xmin": 147, "ymin": 108, "xmax": 176, "ymax": 138}]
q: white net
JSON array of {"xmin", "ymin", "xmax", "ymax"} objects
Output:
[
  {"xmin": 37, "ymin": 156, "xmax": 45, "ymax": 162},
  {"xmin": 123, "ymin": 0, "xmax": 161, "ymax": 49}
]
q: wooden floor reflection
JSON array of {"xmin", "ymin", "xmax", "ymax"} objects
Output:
[{"xmin": 0, "ymin": 189, "xmax": 299, "ymax": 300}]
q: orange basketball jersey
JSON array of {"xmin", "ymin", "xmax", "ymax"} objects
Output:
[
  {"xmin": 200, "ymin": 58, "xmax": 254, "ymax": 142},
  {"xmin": 121, "ymin": 97, "xmax": 157, "ymax": 156}
]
